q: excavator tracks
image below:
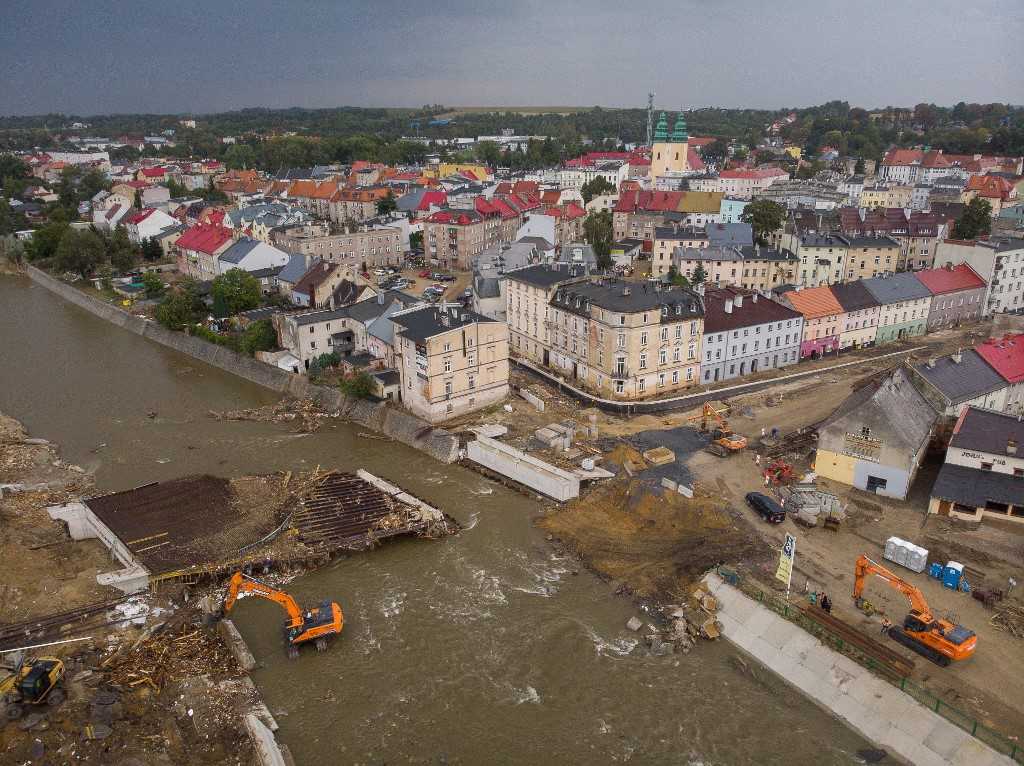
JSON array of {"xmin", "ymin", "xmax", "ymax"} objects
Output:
[{"xmin": 887, "ymin": 627, "xmax": 951, "ymax": 667}]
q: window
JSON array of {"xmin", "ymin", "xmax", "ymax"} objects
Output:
[
  {"xmin": 980, "ymin": 462, "xmax": 993, "ymax": 471},
  {"xmin": 672, "ymin": 371, "xmax": 679, "ymax": 384},
  {"xmin": 640, "ymin": 331, "xmax": 648, "ymax": 345},
  {"xmin": 615, "ymin": 380, "xmax": 624, "ymax": 394},
  {"xmin": 444, "ymin": 358, "xmax": 452, "ymax": 373},
  {"xmin": 675, "ymin": 325, "xmax": 682, "ymax": 339},
  {"xmin": 617, "ymin": 333, "xmax": 626, "ymax": 348},
  {"xmin": 443, "ymin": 342, "xmax": 451, "ymax": 352},
  {"xmin": 444, "ymin": 381, "xmax": 453, "ymax": 397},
  {"xmin": 658, "ymin": 373, "xmax": 666, "ymax": 387},
  {"xmin": 468, "ymin": 375, "xmax": 475, "ymax": 390},
  {"xmin": 638, "ymin": 378, "xmax": 646, "ymax": 392},
  {"xmin": 659, "ymin": 349, "xmax": 667, "ymax": 365},
  {"xmin": 661, "ymin": 327, "xmax": 668, "ymax": 341},
  {"xmin": 639, "ymin": 353, "xmax": 648, "ymax": 369}
]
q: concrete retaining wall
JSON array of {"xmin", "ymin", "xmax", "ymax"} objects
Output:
[
  {"xmin": 26, "ymin": 266, "xmax": 460, "ymax": 463},
  {"xmin": 703, "ymin": 573, "xmax": 1014, "ymax": 766},
  {"xmin": 467, "ymin": 436, "xmax": 580, "ymax": 501}
]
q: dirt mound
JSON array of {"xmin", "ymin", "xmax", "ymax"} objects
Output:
[{"xmin": 539, "ymin": 478, "xmax": 763, "ymax": 600}]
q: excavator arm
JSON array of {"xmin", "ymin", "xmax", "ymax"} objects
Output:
[
  {"xmin": 853, "ymin": 555, "xmax": 933, "ymax": 621},
  {"xmin": 223, "ymin": 572, "xmax": 304, "ymax": 629}
]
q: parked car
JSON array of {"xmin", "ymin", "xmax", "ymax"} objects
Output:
[
  {"xmin": 418, "ymin": 270, "xmax": 431, "ymax": 278},
  {"xmin": 745, "ymin": 492, "xmax": 786, "ymax": 523}
]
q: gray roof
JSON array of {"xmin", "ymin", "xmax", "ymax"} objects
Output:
[
  {"xmin": 516, "ymin": 235, "xmax": 555, "ymax": 251},
  {"xmin": 818, "ymin": 368, "xmax": 936, "ymax": 457},
  {"xmin": 860, "ymin": 272, "xmax": 931, "ymax": 304},
  {"xmin": 706, "ymin": 222, "xmax": 753, "ymax": 247},
  {"xmin": 738, "ymin": 245, "xmax": 798, "ymax": 262},
  {"xmin": 912, "ymin": 352, "xmax": 1007, "ymax": 406},
  {"xmin": 373, "ymin": 369, "xmax": 401, "ymax": 386},
  {"xmin": 475, "ymin": 241, "xmax": 537, "ymax": 273},
  {"xmin": 366, "ymin": 300, "xmax": 414, "ymax": 345},
  {"xmin": 504, "ymin": 263, "xmax": 589, "ymax": 289},
  {"xmin": 561, "ymin": 243, "xmax": 597, "ymax": 267},
  {"xmin": 347, "ymin": 291, "xmax": 419, "ymax": 325},
  {"xmin": 949, "ymin": 407, "xmax": 1024, "ymax": 455},
  {"xmin": 390, "ymin": 305, "xmax": 497, "ymax": 344},
  {"xmin": 655, "ymin": 225, "xmax": 706, "ymax": 241},
  {"xmin": 830, "ymin": 281, "xmax": 879, "ymax": 312},
  {"xmin": 994, "ymin": 238, "xmax": 1024, "ymax": 253},
  {"xmin": 552, "ymin": 279, "xmax": 704, "ymax": 321},
  {"xmin": 473, "ymin": 273, "xmax": 502, "ymax": 299},
  {"xmin": 674, "ymin": 245, "xmax": 742, "ymax": 262},
  {"xmin": 931, "ymin": 463, "xmax": 1023, "ymax": 508},
  {"xmin": 277, "ymin": 254, "xmax": 310, "ymax": 285},
  {"xmin": 800, "ymin": 233, "xmax": 850, "ymax": 248},
  {"xmin": 845, "ymin": 235, "xmax": 900, "ymax": 248},
  {"xmin": 218, "ymin": 238, "xmax": 262, "ymax": 265}
]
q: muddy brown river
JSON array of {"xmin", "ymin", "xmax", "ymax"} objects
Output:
[{"xmin": 1, "ymin": 275, "xmax": 873, "ymax": 764}]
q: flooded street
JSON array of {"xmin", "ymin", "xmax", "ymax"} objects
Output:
[{"xmin": 1, "ymin": 275, "xmax": 873, "ymax": 764}]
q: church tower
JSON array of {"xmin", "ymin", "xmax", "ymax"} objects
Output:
[{"xmin": 650, "ymin": 111, "xmax": 690, "ymax": 180}]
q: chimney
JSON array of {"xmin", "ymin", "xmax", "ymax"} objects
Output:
[
  {"xmin": 724, "ymin": 298, "xmax": 734, "ymax": 313},
  {"xmin": 752, "ymin": 293, "xmax": 758, "ymax": 303},
  {"xmin": 734, "ymin": 294, "xmax": 744, "ymax": 308},
  {"xmin": 951, "ymin": 349, "xmax": 962, "ymax": 364},
  {"xmin": 623, "ymin": 287, "xmax": 631, "ymax": 296},
  {"xmin": 926, "ymin": 358, "xmax": 935, "ymax": 368},
  {"xmin": 1007, "ymin": 439, "xmax": 1018, "ymax": 456},
  {"xmin": 441, "ymin": 313, "xmax": 450, "ymax": 328},
  {"xmin": 377, "ymin": 292, "xmax": 385, "ymax": 304}
]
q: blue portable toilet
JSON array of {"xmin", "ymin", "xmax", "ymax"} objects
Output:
[
  {"xmin": 943, "ymin": 562, "xmax": 964, "ymax": 590},
  {"xmin": 928, "ymin": 562, "xmax": 943, "ymax": 580}
]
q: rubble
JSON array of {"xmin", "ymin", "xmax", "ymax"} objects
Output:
[{"xmin": 208, "ymin": 397, "xmax": 333, "ymax": 432}]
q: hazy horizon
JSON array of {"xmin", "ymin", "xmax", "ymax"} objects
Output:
[{"xmin": 2, "ymin": 0, "xmax": 1021, "ymax": 117}]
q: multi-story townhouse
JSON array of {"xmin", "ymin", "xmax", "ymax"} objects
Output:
[
  {"xmin": 699, "ymin": 287, "xmax": 803, "ymax": 384},
  {"xmin": 779, "ymin": 286, "xmax": 845, "ymax": 359},
  {"xmin": 842, "ymin": 235, "xmax": 901, "ymax": 281},
  {"xmin": 975, "ymin": 334, "xmax": 1024, "ymax": 415},
  {"xmin": 715, "ymin": 167, "xmax": 790, "ymax": 199},
  {"xmin": 504, "ymin": 264, "xmax": 591, "ymax": 365},
  {"xmin": 546, "ymin": 279, "xmax": 704, "ymax": 399},
  {"xmin": 651, "ymin": 224, "xmax": 709, "ymax": 277},
  {"xmin": 860, "ymin": 273, "xmax": 933, "ymax": 344},
  {"xmin": 737, "ymin": 245, "xmax": 799, "ymax": 292},
  {"xmin": 672, "ymin": 246, "xmax": 744, "ymax": 288},
  {"xmin": 423, "ymin": 209, "xmax": 501, "ymax": 270},
  {"xmin": 914, "ymin": 264, "xmax": 987, "ymax": 329},
  {"xmin": 793, "ymin": 234, "xmax": 849, "ymax": 287},
  {"xmin": 934, "ymin": 237, "xmax": 1024, "ymax": 316},
  {"xmin": 328, "ymin": 187, "xmax": 390, "ymax": 223},
  {"xmin": 174, "ymin": 223, "xmax": 233, "ymax": 280},
  {"xmin": 391, "ymin": 304, "xmax": 510, "ymax": 423},
  {"xmin": 272, "ymin": 221, "xmax": 404, "ymax": 270},
  {"xmin": 829, "ymin": 281, "xmax": 880, "ymax": 350}
]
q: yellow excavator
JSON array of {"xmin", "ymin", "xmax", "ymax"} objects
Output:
[
  {"xmin": 691, "ymin": 402, "xmax": 748, "ymax": 457},
  {"xmin": 222, "ymin": 572, "xmax": 344, "ymax": 659},
  {"xmin": 2, "ymin": 656, "xmax": 65, "ymax": 721}
]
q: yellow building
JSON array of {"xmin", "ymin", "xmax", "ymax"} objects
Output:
[
  {"xmin": 649, "ymin": 112, "xmax": 689, "ymax": 179},
  {"xmin": 784, "ymin": 146, "xmax": 803, "ymax": 160},
  {"xmin": 424, "ymin": 163, "xmax": 492, "ymax": 181}
]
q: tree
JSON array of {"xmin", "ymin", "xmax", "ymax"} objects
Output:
[
  {"xmin": 583, "ymin": 211, "xmax": 613, "ymax": 269},
  {"xmin": 741, "ymin": 199, "xmax": 786, "ymax": 246},
  {"xmin": 339, "ymin": 370, "xmax": 375, "ymax": 399},
  {"xmin": 409, "ymin": 231, "xmax": 423, "ymax": 250},
  {"xmin": 107, "ymin": 227, "xmax": 139, "ymax": 273},
  {"xmin": 951, "ymin": 197, "xmax": 993, "ymax": 240},
  {"xmin": 155, "ymin": 283, "xmax": 203, "ymax": 330},
  {"xmin": 141, "ymin": 270, "xmax": 165, "ymax": 299},
  {"xmin": 692, "ymin": 263, "xmax": 707, "ymax": 286},
  {"xmin": 55, "ymin": 228, "xmax": 105, "ymax": 279},
  {"xmin": 580, "ymin": 176, "xmax": 615, "ymax": 204},
  {"xmin": 666, "ymin": 265, "xmax": 689, "ymax": 287},
  {"xmin": 211, "ymin": 268, "xmax": 261, "ymax": 317},
  {"xmin": 476, "ymin": 140, "xmax": 501, "ymax": 167},
  {"xmin": 224, "ymin": 143, "xmax": 257, "ymax": 170},
  {"xmin": 376, "ymin": 191, "xmax": 397, "ymax": 216},
  {"xmin": 141, "ymin": 237, "xmax": 164, "ymax": 261},
  {"xmin": 240, "ymin": 319, "xmax": 277, "ymax": 356},
  {"xmin": 25, "ymin": 220, "xmax": 69, "ymax": 262},
  {"xmin": 854, "ymin": 157, "xmax": 866, "ymax": 175},
  {"xmin": 701, "ymin": 138, "xmax": 730, "ymax": 164},
  {"xmin": 0, "ymin": 198, "xmax": 28, "ymax": 235}
]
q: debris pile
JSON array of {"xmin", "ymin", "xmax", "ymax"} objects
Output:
[
  {"xmin": 208, "ymin": 397, "xmax": 332, "ymax": 432},
  {"xmin": 991, "ymin": 604, "xmax": 1024, "ymax": 639}
]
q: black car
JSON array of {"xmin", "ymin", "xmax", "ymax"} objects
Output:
[{"xmin": 745, "ymin": 492, "xmax": 786, "ymax": 523}]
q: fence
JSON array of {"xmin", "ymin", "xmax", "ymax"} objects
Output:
[{"xmin": 715, "ymin": 566, "xmax": 1023, "ymax": 763}]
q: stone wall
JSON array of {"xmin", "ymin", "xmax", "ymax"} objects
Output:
[{"xmin": 26, "ymin": 266, "xmax": 460, "ymax": 463}]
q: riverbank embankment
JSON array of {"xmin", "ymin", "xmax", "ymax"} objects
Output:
[{"xmin": 22, "ymin": 266, "xmax": 459, "ymax": 463}]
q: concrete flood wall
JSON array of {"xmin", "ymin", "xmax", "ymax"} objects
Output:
[
  {"xmin": 466, "ymin": 436, "xmax": 580, "ymax": 501},
  {"xmin": 702, "ymin": 573, "xmax": 1015, "ymax": 766},
  {"xmin": 26, "ymin": 267, "xmax": 460, "ymax": 463}
]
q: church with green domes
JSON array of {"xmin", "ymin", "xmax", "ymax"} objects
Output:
[{"xmin": 650, "ymin": 111, "xmax": 690, "ymax": 179}]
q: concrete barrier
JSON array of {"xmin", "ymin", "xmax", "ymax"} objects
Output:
[
  {"xmin": 244, "ymin": 714, "xmax": 289, "ymax": 766},
  {"xmin": 25, "ymin": 266, "xmax": 462, "ymax": 464},
  {"xmin": 702, "ymin": 573, "xmax": 1015, "ymax": 766},
  {"xmin": 467, "ymin": 437, "xmax": 579, "ymax": 501}
]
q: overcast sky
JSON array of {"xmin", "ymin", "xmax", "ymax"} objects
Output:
[{"xmin": 2, "ymin": 0, "xmax": 1020, "ymax": 116}]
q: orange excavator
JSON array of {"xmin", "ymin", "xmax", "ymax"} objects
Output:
[
  {"xmin": 691, "ymin": 402, "xmax": 748, "ymax": 457},
  {"xmin": 853, "ymin": 555, "xmax": 976, "ymax": 666},
  {"xmin": 222, "ymin": 572, "xmax": 344, "ymax": 659}
]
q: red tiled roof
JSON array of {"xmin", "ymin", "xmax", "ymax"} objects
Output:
[
  {"xmin": 687, "ymin": 148, "xmax": 705, "ymax": 172},
  {"xmin": 427, "ymin": 210, "xmax": 483, "ymax": 225},
  {"xmin": 494, "ymin": 182, "xmax": 512, "ymax": 195},
  {"xmin": 175, "ymin": 223, "xmax": 232, "ymax": 255},
  {"xmin": 883, "ymin": 149, "xmax": 924, "ymax": 166},
  {"xmin": 292, "ymin": 261, "xmax": 338, "ymax": 297},
  {"xmin": 540, "ymin": 190, "xmax": 561, "ymax": 205},
  {"xmin": 105, "ymin": 204, "xmax": 122, "ymax": 221},
  {"xmin": 921, "ymin": 151, "xmax": 951, "ymax": 169},
  {"xmin": 511, "ymin": 181, "xmax": 539, "ymax": 196},
  {"xmin": 124, "ymin": 208, "xmax": 156, "ymax": 225},
  {"xmin": 966, "ymin": 175, "xmax": 1015, "ymax": 200},
  {"xmin": 613, "ymin": 190, "xmax": 684, "ymax": 214},
  {"xmin": 312, "ymin": 180, "xmax": 338, "ymax": 200},
  {"xmin": 783, "ymin": 286, "xmax": 844, "ymax": 319},
  {"xmin": 141, "ymin": 167, "xmax": 166, "ymax": 178},
  {"xmin": 913, "ymin": 264, "xmax": 986, "ymax": 295},
  {"xmin": 975, "ymin": 334, "xmax": 1024, "ymax": 384},
  {"xmin": 687, "ymin": 136, "xmax": 716, "ymax": 148},
  {"xmin": 288, "ymin": 180, "xmax": 318, "ymax": 199},
  {"xmin": 416, "ymin": 190, "xmax": 447, "ymax": 211}
]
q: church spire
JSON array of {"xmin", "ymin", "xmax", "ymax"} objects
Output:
[
  {"xmin": 653, "ymin": 111, "xmax": 669, "ymax": 142},
  {"xmin": 671, "ymin": 111, "xmax": 688, "ymax": 143}
]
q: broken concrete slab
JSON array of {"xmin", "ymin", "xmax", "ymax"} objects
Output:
[
  {"xmin": 642, "ymin": 447, "xmax": 676, "ymax": 466},
  {"xmin": 519, "ymin": 389, "xmax": 545, "ymax": 412},
  {"xmin": 217, "ymin": 619, "xmax": 256, "ymax": 672},
  {"xmin": 626, "ymin": 616, "xmax": 643, "ymax": 631}
]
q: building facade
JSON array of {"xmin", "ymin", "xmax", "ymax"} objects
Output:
[
  {"xmin": 914, "ymin": 264, "xmax": 987, "ymax": 329},
  {"xmin": 780, "ymin": 286, "xmax": 845, "ymax": 359},
  {"xmin": 860, "ymin": 273, "xmax": 933, "ymax": 344}
]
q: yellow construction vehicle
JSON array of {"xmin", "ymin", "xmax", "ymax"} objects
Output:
[
  {"xmin": 222, "ymin": 572, "xmax": 344, "ymax": 659},
  {"xmin": 1, "ymin": 656, "xmax": 66, "ymax": 721},
  {"xmin": 691, "ymin": 402, "xmax": 748, "ymax": 457},
  {"xmin": 853, "ymin": 555, "xmax": 977, "ymax": 666}
]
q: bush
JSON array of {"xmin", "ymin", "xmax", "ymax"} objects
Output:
[
  {"xmin": 155, "ymin": 286, "xmax": 203, "ymax": 330},
  {"xmin": 239, "ymin": 319, "xmax": 277, "ymax": 356},
  {"xmin": 191, "ymin": 323, "xmax": 241, "ymax": 352},
  {"xmin": 338, "ymin": 370, "xmax": 375, "ymax": 399}
]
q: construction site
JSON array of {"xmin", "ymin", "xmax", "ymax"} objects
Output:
[
  {"xmin": 441, "ymin": 324, "xmax": 1024, "ymax": 757},
  {"xmin": 0, "ymin": 410, "xmax": 457, "ymax": 765}
]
